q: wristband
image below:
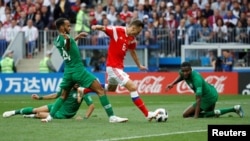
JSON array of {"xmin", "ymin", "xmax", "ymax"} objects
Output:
[{"xmin": 38, "ymin": 97, "xmax": 43, "ymax": 100}]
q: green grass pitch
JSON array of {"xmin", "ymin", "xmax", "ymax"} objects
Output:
[{"xmin": 0, "ymin": 94, "xmax": 249, "ymax": 141}]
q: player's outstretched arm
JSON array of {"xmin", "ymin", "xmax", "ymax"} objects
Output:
[
  {"xmin": 129, "ymin": 49, "xmax": 147, "ymax": 71},
  {"xmin": 194, "ymin": 95, "xmax": 201, "ymax": 118},
  {"xmin": 75, "ymin": 94, "xmax": 95, "ymax": 120},
  {"xmin": 84, "ymin": 104, "xmax": 95, "ymax": 119},
  {"xmin": 91, "ymin": 25, "xmax": 106, "ymax": 31},
  {"xmin": 75, "ymin": 32, "xmax": 88, "ymax": 41},
  {"xmin": 166, "ymin": 76, "xmax": 183, "ymax": 91},
  {"xmin": 31, "ymin": 93, "xmax": 58, "ymax": 100}
]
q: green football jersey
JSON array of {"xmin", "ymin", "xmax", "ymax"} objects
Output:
[
  {"xmin": 56, "ymin": 89, "xmax": 93, "ymax": 118},
  {"xmin": 179, "ymin": 70, "xmax": 218, "ymax": 102},
  {"xmin": 54, "ymin": 34, "xmax": 83, "ymax": 73}
]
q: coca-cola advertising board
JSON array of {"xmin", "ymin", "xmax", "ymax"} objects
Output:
[{"xmin": 112, "ymin": 72, "xmax": 238, "ymax": 95}]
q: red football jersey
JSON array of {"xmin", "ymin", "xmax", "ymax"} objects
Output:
[{"xmin": 105, "ymin": 26, "xmax": 136, "ymax": 69}]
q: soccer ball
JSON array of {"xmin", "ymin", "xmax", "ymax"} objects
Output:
[{"xmin": 155, "ymin": 108, "xmax": 168, "ymax": 122}]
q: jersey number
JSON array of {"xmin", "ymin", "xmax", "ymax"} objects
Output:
[
  {"xmin": 62, "ymin": 49, "xmax": 71, "ymax": 61},
  {"xmin": 122, "ymin": 43, "xmax": 126, "ymax": 51}
]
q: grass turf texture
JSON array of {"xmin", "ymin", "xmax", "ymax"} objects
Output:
[{"xmin": 0, "ymin": 94, "xmax": 249, "ymax": 141}]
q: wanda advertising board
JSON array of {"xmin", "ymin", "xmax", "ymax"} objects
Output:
[
  {"xmin": 114, "ymin": 72, "xmax": 238, "ymax": 95},
  {"xmin": 0, "ymin": 72, "xmax": 238, "ymax": 95}
]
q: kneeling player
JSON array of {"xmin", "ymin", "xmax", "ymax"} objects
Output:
[{"xmin": 166, "ymin": 62, "xmax": 244, "ymax": 118}]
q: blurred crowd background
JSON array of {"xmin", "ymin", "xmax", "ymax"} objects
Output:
[{"xmin": 0, "ymin": 0, "xmax": 250, "ymax": 71}]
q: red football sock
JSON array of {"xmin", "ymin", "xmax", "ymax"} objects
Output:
[{"xmin": 133, "ymin": 98, "xmax": 149, "ymax": 117}]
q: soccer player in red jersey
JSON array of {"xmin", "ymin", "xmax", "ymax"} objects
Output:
[{"xmin": 91, "ymin": 20, "xmax": 159, "ymax": 121}]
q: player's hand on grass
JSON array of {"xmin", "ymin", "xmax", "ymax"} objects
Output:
[
  {"xmin": 75, "ymin": 116, "xmax": 83, "ymax": 120},
  {"xmin": 75, "ymin": 116, "xmax": 88, "ymax": 120},
  {"xmin": 31, "ymin": 94, "xmax": 39, "ymax": 100}
]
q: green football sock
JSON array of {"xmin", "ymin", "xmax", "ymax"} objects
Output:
[
  {"xmin": 198, "ymin": 112, "xmax": 206, "ymax": 118},
  {"xmin": 99, "ymin": 95, "xmax": 114, "ymax": 117},
  {"xmin": 204, "ymin": 107, "xmax": 235, "ymax": 117},
  {"xmin": 50, "ymin": 98, "xmax": 64, "ymax": 117},
  {"xmin": 217, "ymin": 107, "xmax": 235, "ymax": 115},
  {"xmin": 203, "ymin": 111, "xmax": 215, "ymax": 117},
  {"xmin": 15, "ymin": 107, "xmax": 34, "ymax": 115}
]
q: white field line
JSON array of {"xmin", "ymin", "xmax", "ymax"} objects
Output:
[{"xmin": 96, "ymin": 129, "xmax": 207, "ymax": 141}]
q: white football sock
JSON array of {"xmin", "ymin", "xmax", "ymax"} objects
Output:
[
  {"xmin": 130, "ymin": 91, "xmax": 139, "ymax": 98},
  {"xmin": 23, "ymin": 114, "xmax": 35, "ymax": 118},
  {"xmin": 104, "ymin": 84, "xmax": 108, "ymax": 91}
]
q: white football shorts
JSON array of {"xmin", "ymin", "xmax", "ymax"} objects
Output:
[{"xmin": 106, "ymin": 67, "xmax": 130, "ymax": 86}]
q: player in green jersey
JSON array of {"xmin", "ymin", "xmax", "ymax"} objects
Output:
[
  {"xmin": 41, "ymin": 18, "xmax": 127, "ymax": 123},
  {"xmin": 2, "ymin": 84, "xmax": 94, "ymax": 119},
  {"xmin": 166, "ymin": 62, "xmax": 244, "ymax": 119}
]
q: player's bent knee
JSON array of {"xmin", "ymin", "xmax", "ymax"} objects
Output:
[
  {"xmin": 33, "ymin": 109, "xmax": 38, "ymax": 113},
  {"xmin": 108, "ymin": 85, "xmax": 117, "ymax": 91},
  {"xmin": 127, "ymin": 85, "xmax": 137, "ymax": 92},
  {"xmin": 95, "ymin": 88, "xmax": 106, "ymax": 95},
  {"xmin": 35, "ymin": 113, "xmax": 42, "ymax": 118},
  {"xmin": 125, "ymin": 81, "xmax": 137, "ymax": 91}
]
